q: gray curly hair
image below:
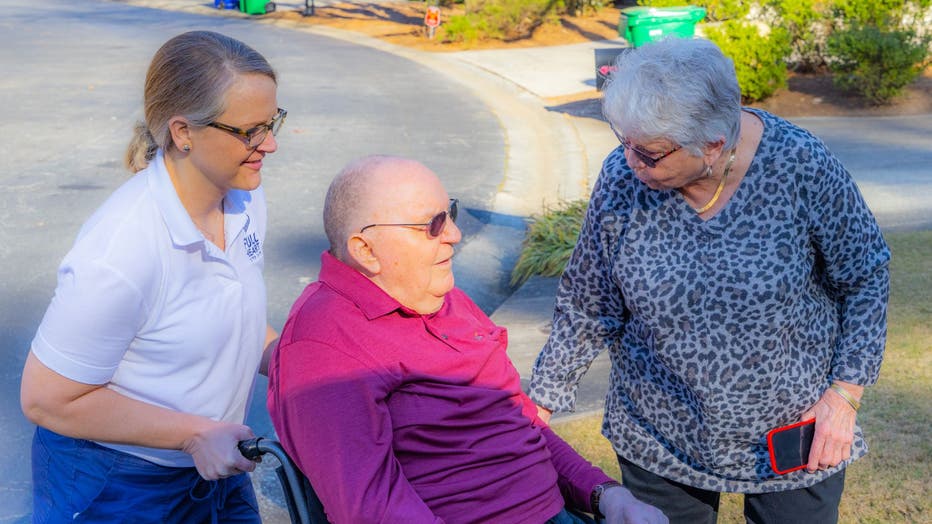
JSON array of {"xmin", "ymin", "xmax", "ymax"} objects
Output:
[{"xmin": 602, "ymin": 38, "xmax": 741, "ymax": 156}]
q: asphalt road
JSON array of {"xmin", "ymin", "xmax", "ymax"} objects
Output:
[{"xmin": 0, "ymin": 0, "xmax": 507, "ymax": 520}]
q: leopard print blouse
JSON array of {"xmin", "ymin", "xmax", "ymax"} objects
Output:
[{"xmin": 528, "ymin": 108, "xmax": 890, "ymax": 493}]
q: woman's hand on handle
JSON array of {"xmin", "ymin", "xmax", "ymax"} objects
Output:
[{"xmin": 183, "ymin": 421, "xmax": 258, "ymax": 480}]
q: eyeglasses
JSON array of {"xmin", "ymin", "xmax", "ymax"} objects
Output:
[
  {"xmin": 360, "ymin": 199, "xmax": 458, "ymax": 238},
  {"xmin": 610, "ymin": 123, "xmax": 681, "ymax": 168},
  {"xmin": 206, "ymin": 107, "xmax": 287, "ymax": 148}
]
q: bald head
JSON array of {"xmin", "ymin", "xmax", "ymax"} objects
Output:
[
  {"xmin": 324, "ymin": 155, "xmax": 461, "ymax": 313},
  {"xmin": 324, "ymin": 155, "xmax": 441, "ymax": 261}
]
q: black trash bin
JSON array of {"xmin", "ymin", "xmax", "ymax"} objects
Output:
[{"xmin": 594, "ymin": 47, "xmax": 629, "ymax": 90}]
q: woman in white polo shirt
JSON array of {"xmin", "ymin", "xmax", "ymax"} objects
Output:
[{"xmin": 21, "ymin": 31, "xmax": 284, "ymax": 522}]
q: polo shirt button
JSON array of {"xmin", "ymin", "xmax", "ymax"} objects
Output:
[{"xmin": 441, "ymin": 334, "xmax": 449, "ymax": 340}]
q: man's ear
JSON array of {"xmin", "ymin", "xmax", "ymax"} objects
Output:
[
  {"xmin": 167, "ymin": 116, "xmax": 192, "ymax": 154},
  {"xmin": 346, "ymin": 234, "xmax": 380, "ymax": 275}
]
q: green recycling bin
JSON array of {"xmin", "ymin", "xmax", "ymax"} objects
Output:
[
  {"xmin": 240, "ymin": 0, "xmax": 275, "ymax": 15},
  {"xmin": 619, "ymin": 6, "xmax": 706, "ymax": 47}
]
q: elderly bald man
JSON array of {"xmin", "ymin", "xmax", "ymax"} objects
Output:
[{"xmin": 267, "ymin": 155, "xmax": 667, "ymax": 524}]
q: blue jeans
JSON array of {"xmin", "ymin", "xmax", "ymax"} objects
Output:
[{"xmin": 32, "ymin": 427, "xmax": 260, "ymax": 524}]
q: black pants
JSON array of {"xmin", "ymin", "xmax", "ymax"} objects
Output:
[{"xmin": 618, "ymin": 456, "xmax": 846, "ymax": 524}]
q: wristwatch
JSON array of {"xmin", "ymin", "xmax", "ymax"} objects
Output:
[{"xmin": 590, "ymin": 480, "xmax": 622, "ymax": 519}]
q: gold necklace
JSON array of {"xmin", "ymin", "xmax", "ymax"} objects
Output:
[{"xmin": 693, "ymin": 150, "xmax": 736, "ymax": 214}]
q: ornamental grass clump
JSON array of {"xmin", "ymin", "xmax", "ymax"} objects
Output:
[{"xmin": 510, "ymin": 200, "xmax": 587, "ymax": 286}]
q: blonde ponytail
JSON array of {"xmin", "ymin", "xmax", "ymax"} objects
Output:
[{"xmin": 125, "ymin": 121, "xmax": 159, "ymax": 173}]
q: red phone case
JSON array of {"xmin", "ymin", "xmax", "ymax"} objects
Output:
[{"xmin": 766, "ymin": 418, "xmax": 816, "ymax": 475}]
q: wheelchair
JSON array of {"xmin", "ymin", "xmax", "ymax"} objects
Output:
[
  {"xmin": 238, "ymin": 438, "xmax": 327, "ymax": 524},
  {"xmin": 238, "ymin": 437, "xmax": 604, "ymax": 524}
]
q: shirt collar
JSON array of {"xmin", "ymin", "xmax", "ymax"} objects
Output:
[
  {"xmin": 148, "ymin": 150, "xmax": 202, "ymax": 247},
  {"xmin": 147, "ymin": 150, "xmax": 252, "ymax": 248},
  {"xmin": 319, "ymin": 251, "xmax": 427, "ymax": 320}
]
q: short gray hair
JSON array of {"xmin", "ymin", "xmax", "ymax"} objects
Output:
[
  {"xmin": 324, "ymin": 155, "xmax": 395, "ymax": 261},
  {"xmin": 602, "ymin": 38, "xmax": 741, "ymax": 155}
]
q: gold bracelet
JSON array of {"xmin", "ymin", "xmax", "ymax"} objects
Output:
[{"xmin": 830, "ymin": 383, "xmax": 861, "ymax": 411}]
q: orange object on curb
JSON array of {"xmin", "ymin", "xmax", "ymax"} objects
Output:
[{"xmin": 424, "ymin": 6, "xmax": 440, "ymax": 28}]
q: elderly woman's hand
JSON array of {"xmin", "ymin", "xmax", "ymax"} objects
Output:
[
  {"xmin": 600, "ymin": 485, "xmax": 668, "ymax": 524},
  {"xmin": 800, "ymin": 381, "xmax": 863, "ymax": 472}
]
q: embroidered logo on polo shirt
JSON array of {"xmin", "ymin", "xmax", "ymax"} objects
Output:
[{"xmin": 244, "ymin": 232, "xmax": 262, "ymax": 261}]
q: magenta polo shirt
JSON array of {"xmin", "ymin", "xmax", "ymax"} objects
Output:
[{"xmin": 268, "ymin": 252, "xmax": 611, "ymax": 524}]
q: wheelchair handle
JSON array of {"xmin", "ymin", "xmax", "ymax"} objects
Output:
[
  {"xmin": 235, "ymin": 437, "xmax": 321, "ymax": 524},
  {"xmin": 238, "ymin": 437, "xmax": 265, "ymax": 461}
]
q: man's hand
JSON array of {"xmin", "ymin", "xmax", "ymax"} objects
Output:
[
  {"xmin": 182, "ymin": 421, "xmax": 258, "ymax": 480},
  {"xmin": 600, "ymin": 485, "xmax": 668, "ymax": 524},
  {"xmin": 800, "ymin": 381, "xmax": 862, "ymax": 472}
]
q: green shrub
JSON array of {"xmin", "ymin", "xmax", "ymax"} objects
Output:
[
  {"xmin": 510, "ymin": 200, "xmax": 587, "ymax": 286},
  {"xmin": 442, "ymin": 0, "xmax": 556, "ymax": 42},
  {"xmin": 637, "ymin": 0, "xmax": 748, "ymax": 22},
  {"xmin": 826, "ymin": 25, "xmax": 931, "ymax": 104},
  {"xmin": 705, "ymin": 20, "xmax": 791, "ymax": 102},
  {"xmin": 441, "ymin": 12, "xmax": 484, "ymax": 43},
  {"xmin": 832, "ymin": 0, "xmax": 931, "ymax": 29},
  {"xmin": 767, "ymin": 0, "xmax": 833, "ymax": 72}
]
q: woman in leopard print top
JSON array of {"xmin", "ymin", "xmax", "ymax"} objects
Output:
[{"xmin": 529, "ymin": 38, "xmax": 889, "ymax": 523}]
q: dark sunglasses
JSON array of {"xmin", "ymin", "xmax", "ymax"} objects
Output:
[
  {"xmin": 206, "ymin": 107, "xmax": 287, "ymax": 149},
  {"xmin": 610, "ymin": 122, "xmax": 681, "ymax": 168},
  {"xmin": 360, "ymin": 199, "xmax": 458, "ymax": 238}
]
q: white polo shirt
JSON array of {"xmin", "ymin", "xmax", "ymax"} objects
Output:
[{"xmin": 32, "ymin": 151, "xmax": 267, "ymax": 467}]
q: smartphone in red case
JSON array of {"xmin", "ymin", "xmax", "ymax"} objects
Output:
[{"xmin": 766, "ymin": 418, "xmax": 816, "ymax": 475}]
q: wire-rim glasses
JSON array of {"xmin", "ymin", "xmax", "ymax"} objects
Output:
[
  {"xmin": 206, "ymin": 107, "xmax": 287, "ymax": 148},
  {"xmin": 360, "ymin": 199, "xmax": 458, "ymax": 238},
  {"xmin": 609, "ymin": 122, "xmax": 681, "ymax": 168}
]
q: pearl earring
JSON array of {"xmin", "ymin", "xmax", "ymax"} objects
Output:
[{"xmin": 183, "ymin": 144, "xmax": 191, "ymax": 152}]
